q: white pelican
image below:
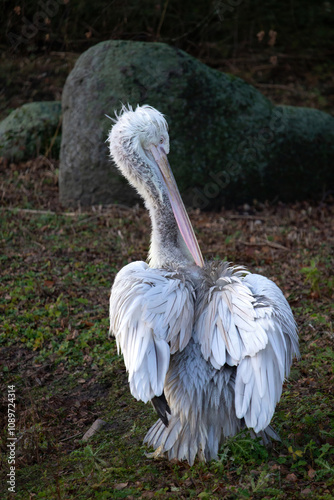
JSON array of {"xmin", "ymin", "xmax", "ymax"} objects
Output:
[{"xmin": 108, "ymin": 105, "xmax": 299, "ymax": 465}]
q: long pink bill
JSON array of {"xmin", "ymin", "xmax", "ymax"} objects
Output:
[{"xmin": 150, "ymin": 144, "xmax": 204, "ymax": 268}]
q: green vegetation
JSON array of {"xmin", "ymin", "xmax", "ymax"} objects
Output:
[{"xmin": 0, "ymin": 158, "xmax": 333, "ymax": 498}]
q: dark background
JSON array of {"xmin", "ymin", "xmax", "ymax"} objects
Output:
[
  {"xmin": 3, "ymin": 0, "xmax": 334, "ymax": 56},
  {"xmin": 1, "ymin": 0, "xmax": 334, "ymax": 119}
]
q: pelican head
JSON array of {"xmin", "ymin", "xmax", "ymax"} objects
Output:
[
  {"xmin": 108, "ymin": 104, "xmax": 203, "ymax": 268},
  {"xmin": 117, "ymin": 104, "xmax": 170, "ymax": 155},
  {"xmin": 108, "ymin": 105, "xmax": 170, "ymax": 201}
]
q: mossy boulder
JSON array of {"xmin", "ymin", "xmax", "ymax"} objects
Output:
[
  {"xmin": 0, "ymin": 101, "xmax": 61, "ymax": 161},
  {"xmin": 59, "ymin": 40, "xmax": 334, "ymax": 208}
]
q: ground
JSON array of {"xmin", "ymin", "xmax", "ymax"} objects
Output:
[
  {"xmin": 0, "ymin": 48, "xmax": 334, "ymax": 499},
  {"xmin": 0, "ymin": 154, "xmax": 333, "ymax": 499}
]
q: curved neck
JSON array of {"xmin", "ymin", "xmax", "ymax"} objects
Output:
[
  {"xmin": 114, "ymin": 138, "xmax": 194, "ymax": 269},
  {"xmin": 147, "ymin": 198, "xmax": 194, "ymax": 268}
]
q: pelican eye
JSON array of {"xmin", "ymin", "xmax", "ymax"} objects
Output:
[{"xmin": 159, "ymin": 137, "xmax": 164, "ymax": 144}]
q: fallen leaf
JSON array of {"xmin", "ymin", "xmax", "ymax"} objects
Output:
[
  {"xmin": 307, "ymin": 468, "xmax": 316, "ymax": 479},
  {"xmin": 114, "ymin": 483, "xmax": 128, "ymax": 490},
  {"xmin": 44, "ymin": 280, "xmax": 55, "ymax": 287}
]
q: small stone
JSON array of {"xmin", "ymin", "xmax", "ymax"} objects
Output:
[{"xmin": 286, "ymin": 473, "xmax": 298, "ymax": 482}]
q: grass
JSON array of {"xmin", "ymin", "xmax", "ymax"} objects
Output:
[{"xmin": 0, "ymin": 157, "xmax": 333, "ymax": 499}]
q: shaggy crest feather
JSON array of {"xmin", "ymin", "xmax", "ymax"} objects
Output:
[{"xmin": 108, "ymin": 104, "xmax": 169, "ymax": 158}]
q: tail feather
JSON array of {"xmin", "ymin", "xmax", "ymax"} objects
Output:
[
  {"xmin": 144, "ymin": 418, "xmax": 167, "ymax": 449},
  {"xmin": 144, "ymin": 417, "xmax": 280, "ymax": 464},
  {"xmin": 260, "ymin": 424, "xmax": 281, "ymax": 444},
  {"xmin": 173, "ymin": 422, "xmax": 199, "ymax": 465},
  {"xmin": 164, "ymin": 417, "xmax": 182, "ymax": 451},
  {"xmin": 250, "ymin": 424, "xmax": 281, "ymax": 446},
  {"xmin": 144, "ymin": 416, "xmax": 202, "ymax": 465}
]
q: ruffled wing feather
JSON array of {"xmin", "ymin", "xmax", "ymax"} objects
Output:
[
  {"xmin": 195, "ymin": 264, "xmax": 298, "ymax": 433},
  {"xmin": 110, "ymin": 261, "xmax": 195, "ymax": 403}
]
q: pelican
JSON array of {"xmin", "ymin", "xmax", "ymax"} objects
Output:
[{"xmin": 108, "ymin": 104, "xmax": 299, "ymax": 465}]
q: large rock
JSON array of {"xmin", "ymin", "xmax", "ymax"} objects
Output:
[
  {"xmin": 0, "ymin": 102, "xmax": 61, "ymax": 161},
  {"xmin": 59, "ymin": 41, "xmax": 334, "ymax": 208}
]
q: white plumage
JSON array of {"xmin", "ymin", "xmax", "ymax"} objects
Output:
[
  {"xmin": 108, "ymin": 105, "xmax": 299, "ymax": 464},
  {"xmin": 110, "ymin": 261, "xmax": 194, "ymax": 402}
]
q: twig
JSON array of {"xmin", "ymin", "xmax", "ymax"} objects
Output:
[
  {"xmin": 72, "ymin": 215, "xmax": 103, "ymax": 225},
  {"xmin": 254, "ymin": 83, "xmax": 309, "ymax": 95},
  {"xmin": 170, "ymin": 9, "xmax": 215, "ymax": 42},
  {"xmin": 222, "ymin": 214, "xmax": 269, "ymax": 221},
  {"xmin": 276, "ymin": 52, "xmax": 333, "ymax": 60},
  {"xmin": 20, "ymin": 225, "xmax": 46, "ymax": 249},
  {"xmin": 82, "ymin": 419, "xmax": 107, "ymax": 442},
  {"xmin": 1, "ymin": 207, "xmax": 78, "ymax": 216},
  {"xmin": 49, "ymin": 51, "xmax": 79, "ymax": 57},
  {"xmin": 60, "ymin": 432, "xmax": 82, "ymax": 442},
  {"xmin": 239, "ymin": 239, "xmax": 289, "ymax": 251},
  {"xmin": 156, "ymin": 0, "xmax": 170, "ymax": 40},
  {"xmin": 0, "ymin": 206, "xmax": 136, "ymax": 217}
]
